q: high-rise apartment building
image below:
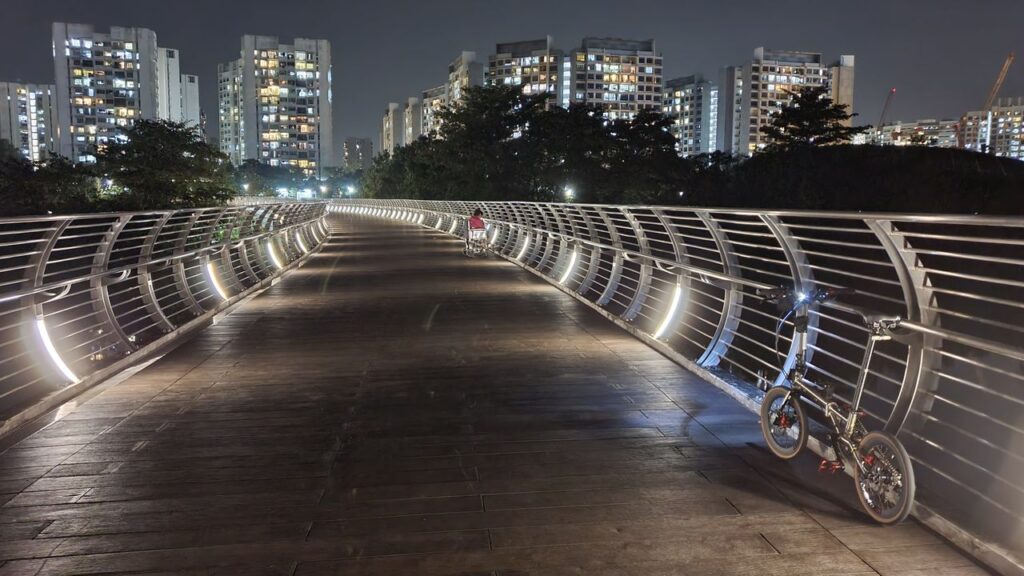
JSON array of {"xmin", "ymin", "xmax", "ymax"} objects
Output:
[
  {"xmin": 421, "ymin": 84, "xmax": 447, "ymax": 136},
  {"xmin": 718, "ymin": 47, "xmax": 855, "ymax": 155},
  {"xmin": 381, "ymin": 102, "xmax": 402, "ymax": 155},
  {"xmin": 0, "ymin": 82, "xmax": 57, "ymax": 162},
  {"xmin": 963, "ymin": 97, "xmax": 1024, "ymax": 161},
  {"xmin": 487, "ymin": 37, "xmax": 565, "ymax": 108},
  {"xmin": 717, "ymin": 66, "xmax": 743, "ymax": 154},
  {"xmin": 872, "ymin": 119, "xmax": 959, "ymax": 148},
  {"xmin": 156, "ymin": 48, "xmax": 202, "ymax": 133},
  {"xmin": 156, "ymin": 48, "xmax": 183, "ymax": 122},
  {"xmin": 404, "ymin": 96, "xmax": 422, "ymax": 144},
  {"xmin": 218, "ymin": 35, "xmax": 334, "ymax": 176},
  {"xmin": 569, "ymin": 38, "xmax": 662, "ymax": 120},
  {"xmin": 447, "ymin": 52, "xmax": 483, "ymax": 107},
  {"xmin": 181, "ymin": 74, "xmax": 201, "ymax": 133},
  {"xmin": 663, "ymin": 75, "xmax": 718, "ymax": 156},
  {"xmin": 217, "ymin": 59, "xmax": 243, "ymax": 164},
  {"xmin": 343, "ymin": 137, "xmax": 373, "ymax": 171},
  {"xmin": 52, "ymin": 23, "xmax": 160, "ymax": 162}
]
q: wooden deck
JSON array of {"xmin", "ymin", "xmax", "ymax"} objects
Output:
[{"xmin": 0, "ymin": 214, "xmax": 991, "ymax": 575}]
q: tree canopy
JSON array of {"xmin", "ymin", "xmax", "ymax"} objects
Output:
[
  {"xmin": 760, "ymin": 85, "xmax": 869, "ymax": 151},
  {"xmin": 363, "ymin": 85, "xmax": 692, "ymax": 204},
  {"xmin": 96, "ymin": 120, "xmax": 235, "ymax": 210}
]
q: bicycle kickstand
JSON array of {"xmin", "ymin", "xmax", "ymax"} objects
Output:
[{"xmin": 818, "ymin": 434, "xmax": 845, "ymax": 474}]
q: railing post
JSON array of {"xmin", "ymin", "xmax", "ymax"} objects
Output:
[
  {"xmin": 21, "ymin": 221, "xmax": 73, "ymax": 383},
  {"xmin": 217, "ymin": 209, "xmax": 246, "ymax": 294},
  {"xmin": 695, "ymin": 211, "xmax": 743, "ymax": 368},
  {"xmin": 137, "ymin": 212, "xmax": 176, "ymax": 334},
  {"xmin": 88, "ymin": 215, "xmax": 137, "ymax": 357},
  {"xmin": 535, "ymin": 205, "xmax": 559, "ymax": 271},
  {"xmin": 621, "ymin": 208, "xmax": 654, "ymax": 322},
  {"xmin": 595, "ymin": 208, "xmax": 624, "ymax": 307},
  {"xmin": 652, "ymin": 210, "xmax": 691, "ymax": 337},
  {"xmin": 172, "ymin": 211, "xmax": 206, "ymax": 316},
  {"xmin": 576, "ymin": 207, "xmax": 604, "ymax": 297},
  {"xmin": 866, "ymin": 219, "xmax": 939, "ymax": 434}
]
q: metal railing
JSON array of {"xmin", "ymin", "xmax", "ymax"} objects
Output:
[
  {"xmin": 332, "ymin": 199, "xmax": 1024, "ymax": 573},
  {"xmin": 0, "ymin": 202, "xmax": 328, "ymax": 429}
]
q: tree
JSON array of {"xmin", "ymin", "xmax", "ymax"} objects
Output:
[
  {"xmin": 0, "ymin": 154, "xmax": 98, "ymax": 216},
  {"xmin": 96, "ymin": 120, "xmax": 235, "ymax": 210},
  {"xmin": 437, "ymin": 84, "xmax": 552, "ymax": 200},
  {"xmin": 361, "ymin": 85, "xmax": 696, "ymax": 204},
  {"xmin": 760, "ymin": 86, "xmax": 868, "ymax": 152},
  {"xmin": 0, "ymin": 139, "xmax": 18, "ymax": 162},
  {"xmin": 234, "ymin": 159, "xmax": 302, "ymax": 197}
]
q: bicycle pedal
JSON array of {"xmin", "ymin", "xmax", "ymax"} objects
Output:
[{"xmin": 818, "ymin": 459, "xmax": 845, "ymax": 474}]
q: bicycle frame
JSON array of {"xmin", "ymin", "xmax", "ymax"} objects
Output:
[{"xmin": 782, "ymin": 299, "xmax": 884, "ymax": 473}]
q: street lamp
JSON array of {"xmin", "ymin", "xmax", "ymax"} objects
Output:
[
  {"xmin": 242, "ymin": 183, "xmax": 250, "ymax": 193},
  {"xmin": 319, "ymin": 185, "xmax": 327, "ymax": 195},
  {"xmin": 563, "ymin": 186, "xmax": 575, "ymax": 202},
  {"xmin": 346, "ymin": 185, "xmax": 355, "ymax": 197}
]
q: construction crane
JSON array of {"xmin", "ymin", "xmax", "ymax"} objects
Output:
[
  {"xmin": 875, "ymin": 88, "xmax": 897, "ymax": 143},
  {"xmin": 984, "ymin": 52, "xmax": 1016, "ymax": 111},
  {"xmin": 973, "ymin": 52, "xmax": 1016, "ymax": 151}
]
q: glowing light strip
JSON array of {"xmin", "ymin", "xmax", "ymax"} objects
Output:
[
  {"xmin": 653, "ymin": 284, "xmax": 683, "ymax": 339},
  {"xmin": 489, "ymin": 227, "xmax": 500, "ymax": 246},
  {"xmin": 559, "ymin": 250, "xmax": 578, "ymax": 284},
  {"xmin": 448, "ymin": 220, "xmax": 458, "ymax": 234},
  {"xmin": 266, "ymin": 241, "xmax": 284, "ymax": 269},
  {"xmin": 517, "ymin": 236, "xmax": 531, "ymax": 261},
  {"xmin": 206, "ymin": 261, "xmax": 229, "ymax": 300},
  {"xmin": 295, "ymin": 232, "xmax": 308, "ymax": 253},
  {"xmin": 37, "ymin": 319, "xmax": 79, "ymax": 383}
]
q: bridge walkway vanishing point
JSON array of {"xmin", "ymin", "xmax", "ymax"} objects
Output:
[{"xmin": 0, "ymin": 214, "xmax": 992, "ymax": 575}]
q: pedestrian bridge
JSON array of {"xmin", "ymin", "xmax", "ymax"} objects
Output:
[{"xmin": 0, "ymin": 201, "xmax": 1019, "ymax": 575}]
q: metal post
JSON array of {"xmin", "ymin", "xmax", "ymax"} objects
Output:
[
  {"xmin": 621, "ymin": 208, "xmax": 655, "ymax": 322},
  {"xmin": 866, "ymin": 219, "xmax": 938, "ymax": 435},
  {"xmin": 695, "ymin": 211, "xmax": 744, "ymax": 368},
  {"xmin": 88, "ymin": 215, "xmax": 136, "ymax": 356},
  {"xmin": 136, "ymin": 212, "xmax": 176, "ymax": 334}
]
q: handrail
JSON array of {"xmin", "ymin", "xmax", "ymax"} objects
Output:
[
  {"xmin": 333, "ymin": 199, "xmax": 1024, "ymax": 574},
  {"xmin": 0, "ymin": 202, "xmax": 328, "ymax": 423}
]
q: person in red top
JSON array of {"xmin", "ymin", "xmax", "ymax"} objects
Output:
[{"xmin": 465, "ymin": 209, "xmax": 487, "ymax": 254}]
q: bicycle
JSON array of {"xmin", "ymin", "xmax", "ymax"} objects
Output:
[{"xmin": 757, "ymin": 285, "xmax": 916, "ymax": 525}]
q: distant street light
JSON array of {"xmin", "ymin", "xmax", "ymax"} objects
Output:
[
  {"xmin": 563, "ymin": 186, "xmax": 575, "ymax": 202},
  {"xmin": 319, "ymin": 185, "xmax": 327, "ymax": 195},
  {"xmin": 346, "ymin": 185, "xmax": 355, "ymax": 196},
  {"xmin": 242, "ymin": 183, "xmax": 250, "ymax": 193}
]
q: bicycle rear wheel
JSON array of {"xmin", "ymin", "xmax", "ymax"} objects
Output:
[
  {"xmin": 760, "ymin": 386, "xmax": 807, "ymax": 459},
  {"xmin": 855, "ymin": 431, "xmax": 916, "ymax": 524}
]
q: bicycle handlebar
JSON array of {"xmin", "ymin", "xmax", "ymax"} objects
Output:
[
  {"xmin": 758, "ymin": 285, "xmax": 905, "ymax": 337},
  {"xmin": 755, "ymin": 286, "xmax": 855, "ymax": 306}
]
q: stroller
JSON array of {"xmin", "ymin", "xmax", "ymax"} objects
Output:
[{"xmin": 465, "ymin": 226, "xmax": 489, "ymax": 257}]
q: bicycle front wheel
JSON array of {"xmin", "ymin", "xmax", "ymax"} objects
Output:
[
  {"xmin": 760, "ymin": 386, "xmax": 807, "ymax": 459},
  {"xmin": 855, "ymin": 431, "xmax": 916, "ymax": 524}
]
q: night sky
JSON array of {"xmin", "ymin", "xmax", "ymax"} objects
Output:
[{"xmin": 4, "ymin": 0, "xmax": 1023, "ymax": 152}]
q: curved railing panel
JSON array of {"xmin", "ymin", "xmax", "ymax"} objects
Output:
[
  {"xmin": 330, "ymin": 199, "xmax": 1024, "ymax": 574},
  {"xmin": 0, "ymin": 202, "xmax": 327, "ymax": 428}
]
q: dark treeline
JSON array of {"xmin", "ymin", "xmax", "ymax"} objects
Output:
[
  {"xmin": 3, "ymin": 88, "xmax": 1023, "ymax": 217},
  {"xmin": 365, "ymin": 85, "xmax": 1024, "ymax": 215},
  {"xmin": 0, "ymin": 120, "xmax": 361, "ymax": 217}
]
